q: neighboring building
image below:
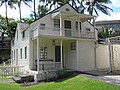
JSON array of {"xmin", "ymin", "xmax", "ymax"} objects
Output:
[
  {"xmin": 0, "ymin": 36, "xmax": 11, "ymax": 63},
  {"xmin": 95, "ymin": 20, "xmax": 120, "ymax": 31},
  {"xmin": 11, "ymin": 4, "xmax": 98, "ymax": 80}
]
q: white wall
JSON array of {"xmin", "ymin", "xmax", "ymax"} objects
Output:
[
  {"xmin": 96, "ymin": 44, "xmax": 110, "ymax": 70},
  {"xmin": 77, "ymin": 40, "xmax": 95, "ymax": 71},
  {"xmin": 64, "ymin": 40, "xmax": 77, "ymax": 70},
  {"xmin": 111, "ymin": 45, "xmax": 120, "ymax": 71},
  {"xmin": 11, "ymin": 23, "xmax": 30, "ymax": 70}
]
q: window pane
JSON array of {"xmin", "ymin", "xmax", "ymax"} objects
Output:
[
  {"xmin": 40, "ymin": 23, "xmax": 45, "ymax": 30},
  {"xmin": 54, "ymin": 19, "xmax": 60, "ymax": 28}
]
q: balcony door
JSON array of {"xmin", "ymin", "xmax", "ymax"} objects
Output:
[{"xmin": 64, "ymin": 20, "xmax": 71, "ymax": 37}]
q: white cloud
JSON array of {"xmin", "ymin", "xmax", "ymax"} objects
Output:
[
  {"xmin": 0, "ymin": 1, "xmax": 38, "ymax": 19},
  {"xmin": 111, "ymin": 0, "xmax": 120, "ymax": 8},
  {"xmin": 96, "ymin": 11, "xmax": 120, "ymax": 21}
]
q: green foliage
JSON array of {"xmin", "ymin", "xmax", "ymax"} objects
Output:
[
  {"xmin": 0, "ymin": 14, "xmax": 17, "ymax": 38},
  {"xmin": 20, "ymin": 18, "xmax": 34, "ymax": 24},
  {"xmin": 98, "ymin": 27, "xmax": 113, "ymax": 39},
  {"xmin": 13, "ymin": 70, "xmax": 22, "ymax": 77},
  {"xmin": 56, "ymin": 69, "xmax": 67, "ymax": 78}
]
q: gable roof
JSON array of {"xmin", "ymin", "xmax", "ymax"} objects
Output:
[{"xmin": 31, "ymin": 3, "xmax": 96, "ymax": 24}]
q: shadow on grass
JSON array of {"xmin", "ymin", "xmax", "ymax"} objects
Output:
[{"xmin": 53, "ymin": 71, "xmax": 81, "ymax": 82}]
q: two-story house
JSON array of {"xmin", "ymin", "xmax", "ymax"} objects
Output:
[{"xmin": 11, "ymin": 4, "xmax": 98, "ymax": 76}]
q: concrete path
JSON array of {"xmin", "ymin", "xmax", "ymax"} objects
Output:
[{"xmin": 79, "ymin": 74, "xmax": 120, "ymax": 86}]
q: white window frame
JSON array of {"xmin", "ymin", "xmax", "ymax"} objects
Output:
[
  {"xmin": 54, "ymin": 19, "xmax": 60, "ymax": 29},
  {"xmin": 40, "ymin": 23, "xmax": 45, "ymax": 30},
  {"xmin": 40, "ymin": 47, "xmax": 47, "ymax": 59}
]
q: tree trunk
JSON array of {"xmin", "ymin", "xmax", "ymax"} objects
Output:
[
  {"xmin": 18, "ymin": 1, "xmax": 22, "ymax": 22},
  {"xmin": 5, "ymin": 1, "xmax": 12, "ymax": 40},
  {"xmin": 34, "ymin": 0, "xmax": 36, "ymax": 20}
]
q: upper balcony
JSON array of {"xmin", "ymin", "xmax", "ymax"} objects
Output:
[
  {"xmin": 32, "ymin": 26, "xmax": 95, "ymax": 39},
  {"xmin": 32, "ymin": 10, "xmax": 97, "ymax": 39}
]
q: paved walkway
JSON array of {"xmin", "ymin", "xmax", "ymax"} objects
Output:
[{"xmin": 79, "ymin": 74, "xmax": 120, "ymax": 86}]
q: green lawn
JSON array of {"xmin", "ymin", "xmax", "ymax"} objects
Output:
[{"xmin": 0, "ymin": 76, "xmax": 120, "ymax": 90}]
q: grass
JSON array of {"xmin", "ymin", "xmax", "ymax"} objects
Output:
[{"xmin": 0, "ymin": 76, "xmax": 120, "ymax": 90}]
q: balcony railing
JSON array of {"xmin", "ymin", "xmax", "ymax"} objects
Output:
[
  {"xmin": 32, "ymin": 26, "xmax": 95, "ymax": 39},
  {"xmin": 39, "ymin": 62, "xmax": 61, "ymax": 71}
]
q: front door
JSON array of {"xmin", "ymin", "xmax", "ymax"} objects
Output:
[
  {"xmin": 55, "ymin": 46, "xmax": 64, "ymax": 63},
  {"xmin": 64, "ymin": 20, "xmax": 71, "ymax": 36}
]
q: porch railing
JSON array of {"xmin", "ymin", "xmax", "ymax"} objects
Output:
[
  {"xmin": 0, "ymin": 66, "xmax": 24, "ymax": 78},
  {"xmin": 32, "ymin": 26, "xmax": 95, "ymax": 39},
  {"xmin": 39, "ymin": 62, "xmax": 61, "ymax": 71}
]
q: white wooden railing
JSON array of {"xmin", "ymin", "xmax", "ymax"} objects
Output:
[
  {"xmin": 0, "ymin": 66, "xmax": 24, "ymax": 77},
  {"xmin": 32, "ymin": 26, "xmax": 95, "ymax": 39},
  {"xmin": 39, "ymin": 62, "xmax": 61, "ymax": 71}
]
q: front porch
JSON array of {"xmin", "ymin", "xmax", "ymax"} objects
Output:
[{"xmin": 30, "ymin": 36, "xmax": 78, "ymax": 72}]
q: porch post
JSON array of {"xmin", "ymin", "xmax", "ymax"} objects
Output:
[
  {"xmin": 93, "ymin": 17, "xmax": 96, "ymax": 39},
  {"xmin": 60, "ymin": 39, "xmax": 63, "ymax": 69},
  {"xmin": 60, "ymin": 11, "xmax": 63, "ymax": 36},
  {"xmin": 37, "ymin": 37, "xmax": 40, "ymax": 72},
  {"xmin": 78, "ymin": 15, "xmax": 81, "ymax": 37}
]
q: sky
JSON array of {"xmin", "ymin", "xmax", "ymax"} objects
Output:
[{"xmin": 0, "ymin": 0, "xmax": 120, "ymax": 21}]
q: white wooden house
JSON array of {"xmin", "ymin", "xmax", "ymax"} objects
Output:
[{"xmin": 11, "ymin": 4, "xmax": 98, "ymax": 75}]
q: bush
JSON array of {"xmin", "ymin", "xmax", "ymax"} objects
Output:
[{"xmin": 56, "ymin": 69, "xmax": 67, "ymax": 79}]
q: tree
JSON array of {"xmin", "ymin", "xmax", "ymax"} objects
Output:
[
  {"xmin": 17, "ymin": 0, "xmax": 32, "ymax": 21},
  {"xmin": 37, "ymin": 4, "xmax": 48, "ymax": 18},
  {"xmin": 0, "ymin": 0, "xmax": 17, "ymax": 39},
  {"xmin": 0, "ymin": 15, "xmax": 17, "ymax": 63},
  {"xmin": 40, "ymin": 0, "xmax": 66, "ymax": 10},
  {"xmin": 30, "ymin": 4, "xmax": 49, "ymax": 20},
  {"xmin": 98, "ymin": 27, "xmax": 113, "ymax": 39},
  {"xmin": 21, "ymin": 18, "xmax": 34, "ymax": 24},
  {"xmin": 85, "ymin": 0, "xmax": 113, "ymax": 16}
]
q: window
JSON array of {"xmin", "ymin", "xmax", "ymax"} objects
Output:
[
  {"xmin": 71, "ymin": 42, "xmax": 76, "ymax": 50},
  {"xmin": 66, "ymin": 8, "xmax": 69, "ymax": 11},
  {"xmin": 11, "ymin": 51, "xmax": 13, "ymax": 59},
  {"xmin": 14, "ymin": 50, "xmax": 15, "ymax": 59},
  {"xmin": 54, "ymin": 19, "xmax": 60, "ymax": 28},
  {"xmin": 86, "ymin": 28, "xmax": 90, "ymax": 32},
  {"xmin": 40, "ymin": 23, "xmax": 45, "ymax": 30},
  {"xmin": 40, "ymin": 47, "xmax": 47, "ymax": 59},
  {"xmin": 25, "ymin": 47, "xmax": 27, "ymax": 59},
  {"xmin": 75, "ymin": 21, "xmax": 81, "ymax": 31},
  {"xmin": 22, "ymin": 31, "xmax": 25, "ymax": 38},
  {"xmin": 20, "ymin": 48, "xmax": 22, "ymax": 59}
]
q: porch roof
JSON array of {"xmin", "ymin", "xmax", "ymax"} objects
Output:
[{"xmin": 52, "ymin": 11, "xmax": 96, "ymax": 22}]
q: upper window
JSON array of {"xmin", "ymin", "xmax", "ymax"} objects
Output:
[
  {"xmin": 20, "ymin": 48, "xmax": 22, "ymax": 59},
  {"xmin": 40, "ymin": 47, "xmax": 47, "ymax": 59},
  {"xmin": 22, "ymin": 31, "xmax": 25, "ymax": 38},
  {"xmin": 66, "ymin": 8, "xmax": 69, "ymax": 11},
  {"xmin": 86, "ymin": 28, "xmax": 90, "ymax": 32},
  {"xmin": 14, "ymin": 50, "xmax": 15, "ymax": 59},
  {"xmin": 71, "ymin": 42, "xmax": 76, "ymax": 50},
  {"xmin": 25, "ymin": 46, "xmax": 27, "ymax": 59},
  {"xmin": 11, "ymin": 50, "xmax": 13, "ymax": 59},
  {"xmin": 75, "ymin": 21, "xmax": 81, "ymax": 31},
  {"xmin": 54, "ymin": 19, "xmax": 60, "ymax": 29},
  {"xmin": 40, "ymin": 23, "xmax": 45, "ymax": 30}
]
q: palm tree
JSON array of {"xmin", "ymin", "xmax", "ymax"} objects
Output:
[
  {"xmin": 0, "ymin": 0, "xmax": 17, "ymax": 39},
  {"xmin": 40, "ymin": 0, "xmax": 66, "ymax": 10},
  {"xmin": 85, "ymin": 0, "xmax": 113, "ymax": 16},
  {"xmin": 17, "ymin": 0, "xmax": 32, "ymax": 21},
  {"xmin": 37, "ymin": 5, "xmax": 48, "ymax": 18},
  {"xmin": 33, "ymin": 0, "xmax": 36, "ymax": 20}
]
